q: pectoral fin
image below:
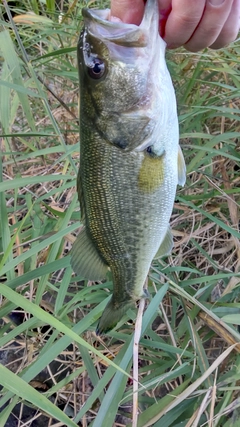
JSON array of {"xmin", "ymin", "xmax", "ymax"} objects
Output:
[
  {"xmin": 154, "ymin": 226, "xmax": 173, "ymax": 259},
  {"xmin": 178, "ymin": 146, "xmax": 186, "ymax": 186},
  {"xmin": 71, "ymin": 227, "xmax": 108, "ymax": 281}
]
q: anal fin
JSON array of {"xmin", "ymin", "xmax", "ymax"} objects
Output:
[
  {"xmin": 178, "ymin": 146, "xmax": 186, "ymax": 186},
  {"xmin": 154, "ymin": 226, "xmax": 173, "ymax": 259},
  {"xmin": 71, "ymin": 227, "xmax": 108, "ymax": 281}
]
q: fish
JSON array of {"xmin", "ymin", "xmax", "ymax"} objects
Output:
[{"xmin": 71, "ymin": 0, "xmax": 186, "ymax": 334}]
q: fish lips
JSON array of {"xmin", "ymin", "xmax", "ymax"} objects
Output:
[{"xmin": 82, "ymin": 0, "xmax": 160, "ymax": 49}]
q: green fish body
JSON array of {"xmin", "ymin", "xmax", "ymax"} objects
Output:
[{"xmin": 71, "ymin": 0, "xmax": 186, "ymax": 334}]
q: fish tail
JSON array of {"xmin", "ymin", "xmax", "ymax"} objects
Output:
[{"xmin": 96, "ymin": 297, "xmax": 134, "ymax": 335}]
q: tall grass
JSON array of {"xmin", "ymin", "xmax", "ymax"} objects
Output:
[{"xmin": 0, "ymin": 1, "xmax": 240, "ymax": 426}]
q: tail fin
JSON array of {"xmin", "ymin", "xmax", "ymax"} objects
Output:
[{"xmin": 96, "ymin": 297, "xmax": 134, "ymax": 335}]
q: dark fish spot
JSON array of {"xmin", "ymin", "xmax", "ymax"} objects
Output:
[
  {"xmin": 146, "ymin": 146, "xmax": 152, "ymax": 154},
  {"xmin": 146, "ymin": 145, "xmax": 156, "ymax": 157},
  {"xmin": 114, "ymin": 139, "xmax": 128, "ymax": 149}
]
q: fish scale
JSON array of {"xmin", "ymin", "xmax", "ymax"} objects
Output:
[{"xmin": 70, "ymin": 0, "xmax": 186, "ymax": 334}]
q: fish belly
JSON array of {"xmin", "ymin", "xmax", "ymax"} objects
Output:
[{"xmin": 81, "ymin": 136, "xmax": 177, "ymax": 301}]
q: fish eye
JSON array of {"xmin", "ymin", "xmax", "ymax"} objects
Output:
[{"xmin": 88, "ymin": 59, "xmax": 105, "ymax": 79}]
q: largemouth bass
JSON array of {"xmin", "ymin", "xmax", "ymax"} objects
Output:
[{"xmin": 71, "ymin": 0, "xmax": 186, "ymax": 334}]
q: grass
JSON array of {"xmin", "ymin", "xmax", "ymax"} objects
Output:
[{"xmin": 0, "ymin": 1, "xmax": 240, "ymax": 426}]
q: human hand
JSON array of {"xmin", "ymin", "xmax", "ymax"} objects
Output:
[{"xmin": 110, "ymin": 0, "xmax": 240, "ymax": 51}]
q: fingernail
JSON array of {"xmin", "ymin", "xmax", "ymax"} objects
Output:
[{"xmin": 209, "ymin": 0, "xmax": 225, "ymax": 5}]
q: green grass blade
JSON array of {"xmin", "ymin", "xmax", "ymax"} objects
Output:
[
  {"xmin": 0, "ymin": 364, "xmax": 78, "ymax": 427},
  {"xmin": 89, "ymin": 285, "xmax": 169, "ymax": 427},
  {"xmin": 0, "ymin": 285, "xmax": 128, "ymax": 376}
]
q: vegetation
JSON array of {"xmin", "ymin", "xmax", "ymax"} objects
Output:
[{"xmin": 0, "ymin": 1, "xmax": 239, "ymax": 426}]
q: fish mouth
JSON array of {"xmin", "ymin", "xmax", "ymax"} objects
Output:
[{"xmin": 82, "ymin": 0, "xmax": 159, "ymax": 48}]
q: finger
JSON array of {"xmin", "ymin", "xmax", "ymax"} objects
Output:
[
  {"xmin": 110, "ymin": 0, "xmax": 145, "ymax": 25},
  {"xmin": 163, "ymin": 0, "xmax": 206, "ymax": 48},
  {"xmin": 210, "ymin": 0, "xmax": 240, "ymax": 48},
  {"xmin": 185, "ymin": 0, "xmax": 235, "ymax": 52},
  {"xmin": 158, "ymin": 0, "xmax": 172, "ymax": 38}
]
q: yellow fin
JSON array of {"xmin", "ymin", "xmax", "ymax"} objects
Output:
[
  {"xmin": 178, "ymin": 146, "xmax": 186, "ymax": 186},
  {"xmin": 154, "ymin": 226, "xmax": 173, "ymax": 259},
  {"xmin": 71, "ymin": 227, "xmax": 108, "ymax": 281}
]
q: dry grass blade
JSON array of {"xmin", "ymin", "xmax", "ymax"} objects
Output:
[
  {"xmin": 0, "ymin": 0, "xmax": 240, "ymax": 425},
  {"xmin": 196, "ymin": 306, "xmax": 240, "ymax": 353},
  {"xmin": 132, "ymin": 297, "xmax": 145, "ymax": 427},
  {"xmin": 186, "ymin": 388, "xmax": 212, "ymax": 427},
  {"xmin": 143, "ymin": 345, "xmax": 237, "ymax": 427},
  {"xmin": 212, "ymin": 396, "xmax": 240, "ymax": 425},
  {"xmin": 209, "ymin": 371, "xmax": 218, "ymax": 427},
  {"xmin": 167, "ymin": 279, "xmax": 240, "ymax": 342}
]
